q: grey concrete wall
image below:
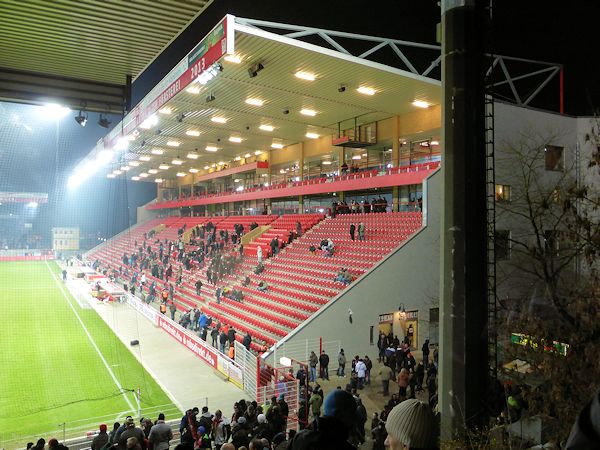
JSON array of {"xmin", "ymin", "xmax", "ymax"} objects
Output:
[{"xmin": 266, "ymin": 170, "xmax": 442, "ymax": 362}]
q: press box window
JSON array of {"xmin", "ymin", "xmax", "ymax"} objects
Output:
[
  {"xmin": 545, "ymin": 145, "xmax": 564, "ymax": 171},
  {"xmin": 495, "ymin": 230, "xmax": 511, "ymax": 260},
  {"xmin": 495, "ymin": 184, "xmax": 511, "ymax": 202}
]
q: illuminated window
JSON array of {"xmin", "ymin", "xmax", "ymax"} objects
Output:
[{"xmin": 495, "ymin": 184, "xmax": 511, "ymax": 203}]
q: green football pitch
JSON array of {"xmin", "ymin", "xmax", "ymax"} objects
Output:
[{"xmin": 0, "ymin": 261, "xmax": 179, "ymax": 448}]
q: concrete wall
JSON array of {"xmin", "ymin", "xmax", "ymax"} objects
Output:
[{"xmin": 266, "ymin": 170, "xmax": 442, "ymax": 362}]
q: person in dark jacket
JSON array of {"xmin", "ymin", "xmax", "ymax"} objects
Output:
[
  {"xmin": 349, "ymin": 224, "xmax": 356, "ymax": 241},
  {"xmin": 243, "ymin": 332, "xmax": 252, "ymax": 350},
  {"xmin": 289, "ymin": 390, "xmax": 358, "ymax": 449},
  {"xmin": 219, "ymin": 330, "xmax": 227, "ymax": 353},
  {"xmin": 319, "ymin": 350, "xmax": 330, "ymax": 380},
  {"xmin": 91, "ymin": 424, "xmax": 109, "ymax": 450},
  {"xmin": 227, "ymin": 327, "xmax": 236, "ymax": 347}
]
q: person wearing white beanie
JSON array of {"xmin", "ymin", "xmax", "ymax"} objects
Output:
[{"xmin": 384, "ymin": 399, "xmax": 439, "ymax": 450}]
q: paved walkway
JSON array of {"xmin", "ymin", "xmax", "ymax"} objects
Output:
[{"xmin": 65, "ymin": 268, "xmax": 244, "ymax": 415}]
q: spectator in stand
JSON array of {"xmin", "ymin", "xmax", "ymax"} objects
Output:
[
  {"xmin": 195, "ymin": 279, "xmax": 203, "ymax": 295},
  {"xmin": 355, "ymin": 358, "xmax": 367, "ymax": 389},
  {"xmin": 296, "ymin": 221, "xmax": 302, "ymax": 237},
  {"xmin": 319, "ymin": 350, "xmax": 330, "ymax": 380},
  {"xmin": 108, "ymin": 422, "xmax": 120, "ymax": 445},
  {"xmin": 212, "ymin": 409, "xmax": 231, "ymax": 450},
  {"xmin": 257, "ymin": 246, "xmax": 263, "ymax": 264},
  {"xmin": 384, "ymin": 399, "xmax": 438, "ymax": 450},
  {"xmin": 378, "ymin": 363, "xmax": 394, "ymax": 396},
  {"xmin": 358, "ymin": 222, "xmax": 365, "ymax": 241},
  {"xmin": 211, "ymin": 325, "xmax": 219, "ymax": 348},
  {"xmin": 257, "ymin": 280, "xmax": 268, "ymax": 292},
  {"xmin": 91, "ymin": 424, "xmax": 109, "ymax": 450},
  {"xmin": 291, "ymin": 390, "xmax": 357, "ymax": 450},
  {"xmin": 243, "ymin": 332, "xmax": 252, "ymax": 350},
  {"xmin": 148, "ymin": 413, "xmax": 172, "ymax": 450},
  {"xmin": 397, "ymin": 368, "xmax": 411, "ymax": 397},
  {"xmin": 338, "ymin": 349, "xmax": 347, "ymax": 377},
  {"xmin": 308, "ymin": 388, "xmax": 323, "ymax": 422},
  {"xmin": 118, "ymin": 417, "xmax": 146, "ymax": 450},
  {"xmin": 228, "ymin": 327, "xmax": 236, "ymax": 347},
  {"xmin": 231, "ymin": 417, "xmax": 251, "ymax": 449},
  {"xmin": 309, "ymin": 351, "xmax": 318, "ymax": 382},
  {"xmin": 219, "ymin": 329, "xmax": 227, "ymax": 353},
  {"xmin": 422, "ymin": 339, "xmax": 430, "ymax": 369},
  {"xmin": 349, "ymin": 223, "xmax": 356, "ymax": 241}
]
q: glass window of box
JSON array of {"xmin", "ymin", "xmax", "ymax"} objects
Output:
[
  {"xmin": 495, "ymin": 184, "xmax": 511, "ymax": 202},
  {"xmin": 399, "ymin": 133, "xmax": 441, "ymax": 167}
]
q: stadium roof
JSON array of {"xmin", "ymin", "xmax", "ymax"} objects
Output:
[
  {"xmin": 0, "ymin": 0, "xmax": 211, "ymax": 111},
  {"xmin": 69, "ymin": 15, "xmax": 563, "ymax": 186}
]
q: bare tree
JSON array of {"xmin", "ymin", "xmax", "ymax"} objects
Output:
[{"xmin": 493, "ymin": 125, "xmax": 600, "ymax": 442}]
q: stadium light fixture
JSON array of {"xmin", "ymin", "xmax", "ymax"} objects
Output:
[
  {"xmin": 357, "ymin": 86, "xmax": 376, "ymax": 96},
  {"xmin": 158, "ymin": 107, "xmax": 173, "ymax": 114},
  {"xmin": 74, "ymin": 110, "xmax": 88, "ymax": 127},
  {"xmin": 97, "ymin": 149, "xmax": 114, "ymax": 165},
  {"xmin": 148, "ymin": 169, "xmax": 158, "ymax": 174},
  {"xmin": 120, "ymin": 166, "xmax": 130, "ymax": 171},
  {"xmin": 106, "ymin": 173, "xmax": 116, "ymax": 178},
  {"xmin": 166, "ymin": 141, "xmax": 180, "ymax": 147},
  {"xmin": 244, "ymin": 153, "xmax": 251, "ymax": 158},
  {"xmin": 131, "ymin": 176, "xmax": 140, "ymax": 181},
  {"xmin": 300, "ymin": 108, "xmax": 317, "ymax": 116},
  {"xmin": 224, "ymin": 54, "xmax": 242, "ymax": 64},
  {"xmin": 305, "ymin": 132, "xmax": 320, "ymax": 139},
  {"xmin": 43, "ymin": 103, "xmax": 71, "ymax": 119},
  {"xmin": 189, "ymin": 168, "xmax": 199, "ymax": 173},
  {"xmin": 254, "ymin": 150, "xmax": 262, "ymax": 155},
  {"xmin": 98, "ymin": 113, "xmax": 112, "ymax": 128},
  {"xmin": 412, "ymin": 100, "xmax": 430, "ymax": 108},
  {"xmin": 245, "ymin": 98, "xmax": 264, "ymax": 106},
  {"xmin": 151, "ymin": 148, "xmax": 164, "ymax": 155},
  {"xmin": 229, "ymin": 136, "xmax": 243, "ymax": 143},
  {"xmin": 211, "ymin": 116, "xmax": 227, "ymax": 124},
  {"xmin": 128, "ymin": 161, "xmax": 141, "ymax": 167},
  {"xmin": 204, "ymin": 166, "xmax": 210, "ymax": 170},
  {"xmin": 172, "ymin": 158, "xmax": 183, "ymax": 165},
  {"xmin": 234, "ymin": 156, "xmax": 241, "ymax": 161},
  {"xmin": 176, "ymin": 172, "xmax": 186, "ymax": 177},
  {"xmin": 352, "ymin": 155, "xmax": 361, "ymax": 160},
  {"xmin": 187, "ymin": 152, "xmax": 199, "ymax": 159},
  {"xmin": 271, "ymin": 142, "xmax": 284, "ymax": 149},
  {"xmin": 205, "ymin": 145, "xmax": 218, "ymax": 152},
  {"xmin": 259, "ymin": 124, "xmax": 274, "ymax": 132},
  {"xmin": 295, "ymin": 71, "xmax": 316, "ymax": 81},
  {"xmin": 139, "ymin": 114, "xmax": 158, "ymax": 129},
  {"xmin": 154, "ymin": 178, "xmax": 163, "ymax": 183},
  {"xmin": 139, "ymin": 173, "xmax": 149, "ymax": 177},
  {"xmin": 186, "ymin": 130, "xmax": 201, "ymax": 137},
  {"xmin": 186, "ymin": 86, "xmax": 201, "ymax": 94},
  {"xmin": 322, "ymin": 160, "xmax": 332, "ymax": 165},
  {"xmin": 139, "ymin": 155, "xmax": 151, "ymax": 161},
  {"xmin": 158, "ymin": 163, "xmax": 170, "ymax": 170}
]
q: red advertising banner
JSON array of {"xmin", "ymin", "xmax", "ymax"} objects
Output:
[
  {"xmin": 0, "ymin": 255, "xmax": 55, "ymax": 261},
  {"xmin": 104, "ymin": 15, "xmax": 231, "ymax": 149},
  {"xmin": 157, "ymin": 316, "xmax": 218, "ymax": 369}
]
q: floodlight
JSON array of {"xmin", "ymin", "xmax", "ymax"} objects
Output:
[
  {"xmin": 74, "ymin": 111, "xmax": 88, "ymax": 127},
  {"xmin": 98, "ymin": 113, "xmax": 111, "ymax": 128}
]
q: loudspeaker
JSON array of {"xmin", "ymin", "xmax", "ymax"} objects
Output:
[{"xmin": 130, "ymin": 340, "xmax": 139, "ymax": 346}]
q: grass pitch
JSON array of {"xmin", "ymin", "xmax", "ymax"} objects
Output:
[{"xmin": 0, "ymin": 261, "xmax": 178, "ymax": 447}]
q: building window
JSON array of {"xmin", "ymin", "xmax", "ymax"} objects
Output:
[
  {"xmin": 545, "ymin": 145, "xmax": 564, "ymax": 171},
  {"xmin": 495, "ymin": 230, "xmax": 511, "ymax": 260},
  {"xmin": 495, "ymin": 184, "xmax": 511, "ymax": 203}
]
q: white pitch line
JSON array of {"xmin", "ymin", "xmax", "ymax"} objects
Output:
[{"xmin": 45, "ymin": 261, "xmax": 136, "ymax": 413}]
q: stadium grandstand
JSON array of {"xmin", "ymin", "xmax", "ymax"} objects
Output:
[{"xmin": 1, "ymin": 1, "xmax": 599, "ymax": 450}]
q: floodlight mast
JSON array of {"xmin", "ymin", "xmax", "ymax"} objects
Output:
[{"xmin": 439, "ymin": 0, "xmax": 490, "ymax": 440}]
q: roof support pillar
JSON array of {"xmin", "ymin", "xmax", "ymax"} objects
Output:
[{"xmin": 439, "ymin": 0, "xmax": 489, "ymax": 439}]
